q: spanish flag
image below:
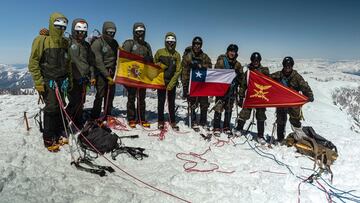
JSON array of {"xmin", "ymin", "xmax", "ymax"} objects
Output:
[
  {"xmin": 115, "ymin": 49, "xmax": 166, "ymax": 89},
  {"xmin": 243, "ymin": 70, "xmax": 308, "ymax": 108}
]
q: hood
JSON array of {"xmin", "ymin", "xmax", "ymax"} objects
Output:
[
  {"xmin": 71, "ymin": 18, "xmax": 87, "ymax": 37},
  {"xmin": 133, "ymin": 22, "xmax": 146, "ymax": 41},
  {"xmin": 102, "ymin": 21, "xmax": 116, "ymax": 35},
  {"xmin": 165, "ymin": 32, "xmax": 176, "ymax": 51},
  {"xmin": 49, "ymin": 12, "xmax": 67, "ymax": 39}
]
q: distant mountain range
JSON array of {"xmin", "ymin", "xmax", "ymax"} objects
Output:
[
  {"xmin": 0, "ymin": 64, "xmax": 34, "ymax": 94},
  {"xmin": 0, "ymin": 64, "xmax": 126, "ymax": 95}
]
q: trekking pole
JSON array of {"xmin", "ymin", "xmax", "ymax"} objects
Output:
[
  {"xmin": 243, "ymin": 111, "xmax": 256, "ymax": 137},
  {"xmin": 104, "ymin": 85, "xmax": 111, "ymax": 119},
  {"xmin": 38, "ymin": 94, "xmax": 44, "ymax": 105},
  {"xmin": 187, "ymin": 100, "xmax": 191, "ymax": 127},
  {"xmin": 24, "ymin": 111, "xmax": 30, "ymax": 131}
]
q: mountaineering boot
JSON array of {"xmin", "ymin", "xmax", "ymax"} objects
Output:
[
  {"xmin": 223, "ymin": 127, "xmax": 232, "ymax": 136},
  {"xmin": 276, "ymin": 124, "xmax": 286, "ymax": 143},
  {"xmin": 128, "ymin": 120, "xmax": 137, "ymax": 128},
  {"xmin": 170, "ymin": 122, "xmax": 179, "ymax": 131},
  {"xmin": 141, "ymin": 121, "xmax": 151, "ymax": 128},
  {"xmin": 213, "ymin": 128, "xmax": 221, "ymax": 137},
  {"xmin": 158, "ymin": 121, "xmax": 165, "ymax": 130},
  {"xmin": 192, "ymin": 122, "xmax": 200, "ymax": 132},
  {"xmin": 257, "ymin": 121, "xmax": 266, "ymax": 145},
  {"xmin": 44, "ymin": 139, "xmax": 60, "ymax": 152},
  {"xmin": 58, "ymin": 136, "xmax": 69, "ymax": 146}
]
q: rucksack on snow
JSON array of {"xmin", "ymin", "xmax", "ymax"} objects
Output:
[
  {"xmin": 285, "ymin": 126, "xmax": 338, "ymax": 170},
  {"xmin": 78, "ymin": 120, "xmax": 119, "ymax": 154}
]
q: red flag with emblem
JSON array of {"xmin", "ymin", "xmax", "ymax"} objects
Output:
[{"xmin": 242, "ymin": 70, "xmax": 308, "ymax": 108}]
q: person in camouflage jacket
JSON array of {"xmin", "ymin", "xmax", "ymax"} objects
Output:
[
  {"xmin": 154, "ymin": 32, "xmax": 182, "ymax": 130},
  {"xmin": 91, "ymin": 21, "xmax": 118, "ymax": 119},
  {"xmin": 181, "ymin": 36, "xmax": 212, "ymax": 128},
  {"xmin": 270, "ymin": 56, "xmax": 314, "ymax": 142},
  {"xmin": 28, "ymin": 12, "xmax": 70, "ymax": 152},
  {"xmin": 237, "ymin": 52, "xmax": 270, "ymax": 143},
  {"xmin": 66, "ymin": 18, "xmax": 95, "ymax": 127},
  {"xmin": 212, "ymin": 44, "xmax": 244, "ymax": 135},
  {"xmin": 122, "ymin": 22, "xmax": 153, "ymax": 128}
]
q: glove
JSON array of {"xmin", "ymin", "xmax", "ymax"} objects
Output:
[
  {"xmin": 35, "ymin": 85, "xmax": 45, "ymax": 93},
  {"xmin": 90, "ymin": 78, "xmax": 96, "ymax": 86},
  {"xmin": 106, "ymin": 77, "xmax": 115, "ymax": 85},
  {"xmin": 159, "ymin": 56, "xmax": 173, "ymax": 66},
  {"xmin": 39, "ymin": 28, "xmax": 49, "ymax": 36},
  {"xmin": 238, "ymin": 97, "xmax": 244, "ymax": 107},
  {"xmin": 308, "ymin": 97, "xmax": 314, "ymax": 102},
  {"xmin": 166, "ymin": 85, "xmax": 173, "ymax": 91},
  {"xmin": 143, "ymin": 56, "xmax": 153, "ymax": 63}
]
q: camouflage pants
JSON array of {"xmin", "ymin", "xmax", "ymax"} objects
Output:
[
  {"xmin": 213, "ymin": 97, "xmax": 235, "ymax": 129},
  {"xmin": 238, "ymin": 107, "xmax": 267, "ymax": 122},
  {"xmin": 188, "ymin": 96, "xmax": 209, "ymax": 126},
  {"xmin": 91, "ymin": 74, "xmax": 116, "ymax": 119},
  {"xmin": 126, "ymin": 86, "xmax": 146, "ymax": 122},
  {"xmin": 276, "ymin": 107, "xmax": 302, "ymax": 128}
]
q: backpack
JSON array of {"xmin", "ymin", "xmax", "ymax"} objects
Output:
[
  {"xmin": 79, "ymin": 120, "xmax": 119, "ymax": 154},
  {"xmin": 285, "ymin": 126, "xmax": 338, "ymax": 171}
]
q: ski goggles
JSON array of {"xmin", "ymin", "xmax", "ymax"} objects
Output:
[
  {"xmin": 165, "ymin": 35, "xmax": 176, "ymax": 42},
  {"xmin": 105, "ymin": 28, "xmax": 116, "ymax": 37},
  {"xmin": 53, "ymin": 18, "xmax": 68, "ymax": 30},
  {"xmin": 74, "ymin": 21, "xmax": 88, "ymax": 32}
]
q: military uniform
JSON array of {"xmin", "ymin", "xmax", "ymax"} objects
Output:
[
  {"xmin": 91, "ymin": 22, "xmax": 118, "ymax": 119},
  {"xmin": 271, "ymin": 69, "xmax": 314, "ymax": 141},
  {"xmin": 28, "ymin": 13, "xmax": 70, "ymax": 148},
  {"xmin": 122, "ymin": 22, "xmax": 153, "ymax": 126},
  {"xmin": 213, "ymin": 54, "xmax": 243, "ymax": 130},
  {"xmin": 237, "ymin": 64, "xmax": 270, "ymax": 137},
  {"xmin": 181, "ymin": 48, "xmax": 212, "ymax": 126},
  {"xmin": 154, "ymin": 32, "xmax": 182, "ymax": 128},
  {"xmin": 66, "ymin": 18, "xmax": 95, "ymax": 127}
]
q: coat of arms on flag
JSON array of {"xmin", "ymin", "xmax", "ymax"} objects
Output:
[
  {"xmin": 115, "ymin": 49, "xmax": 166, "ymax": 89},
  {"xmin": 189, "ymin": 68, "xmax": 236, "ymax": 97},
  {"xmin": 242, "ymin": 70, "xmax": 308, "ymax": 108}
]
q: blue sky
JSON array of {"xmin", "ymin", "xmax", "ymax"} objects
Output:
[{"xmin": 0, "ymin": 0, "xmax": 359, "ymax": 64}]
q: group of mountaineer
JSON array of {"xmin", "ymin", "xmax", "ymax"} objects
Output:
[{"xmin": 29, "ymin": 12, "xmax": 314, "ymax": 152}]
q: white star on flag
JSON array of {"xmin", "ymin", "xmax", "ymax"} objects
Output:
[{"xmin": 195, "ymin": 71, "xmax": 202, "ymax": 78}]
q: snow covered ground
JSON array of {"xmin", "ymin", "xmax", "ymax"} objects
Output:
[{"xmin": 0, "ymin": 60, "xmax": 360, "ymax": 203}]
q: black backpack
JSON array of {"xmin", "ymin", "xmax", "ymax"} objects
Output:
[{"xmin": 79, "ymin": 120, "xmax": 119, "ymax": 154}]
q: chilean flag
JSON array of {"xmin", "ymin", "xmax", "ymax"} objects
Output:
[{"xmin": 189, "ymin": 68, "xmax": 236, "ymax": 97}]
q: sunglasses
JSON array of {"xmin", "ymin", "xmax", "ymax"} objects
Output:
[
  {"xmin": 135, "ymin": 30, "xmax": 144, "ymax": 35},
  {"xmin": 54, "ymin": 25, "xmax": 66, "ymax": 30},
  {"xmin": 76, "ymin": 30, "xmax": 87, "ymax": 35},
  {"xmin": 106, "ymin": 31, "xmax": 116, "ymax": 36}
]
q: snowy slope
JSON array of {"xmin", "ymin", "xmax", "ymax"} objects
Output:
[{"xmin": 0, "ymin": 60, "xmax": 360, "ymax": 203}]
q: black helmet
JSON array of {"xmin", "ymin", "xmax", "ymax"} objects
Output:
[
  {"xmin": 250, "ymin": 52, "xmax": 262, "ymax": 62},
  {"xmin": 192, "ymin": 36, "xmax": 203, "ymax": 47},
  {"xmin": 227, "ymin": 44, "xmax": 238, "ymax": 53},
  {"xmin": 282, "ymin": 56, "xmax": 294, "ymax": 67}
]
